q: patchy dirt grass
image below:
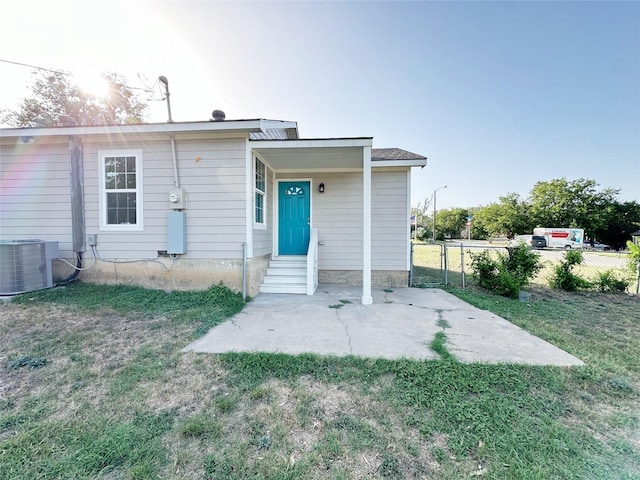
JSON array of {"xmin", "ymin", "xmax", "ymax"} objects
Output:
[
  {"xmin": 1, "ymin": 297, "xmax": 452, "ymax": 478},
  {"xmin": 1, "ymin": 284, "xmax": 639, "ymax": 479}
]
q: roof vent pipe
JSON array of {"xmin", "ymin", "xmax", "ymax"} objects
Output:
[{"xmin": 211, "ymin": 110, "xmax": 225, "ymax": 121}]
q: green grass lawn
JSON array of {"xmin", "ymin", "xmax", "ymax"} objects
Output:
[{"xmin": 1, "ymin": 282, "xmax": 638, "ymax": 479}]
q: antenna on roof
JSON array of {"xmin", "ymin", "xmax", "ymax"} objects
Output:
[{"xmin": 158, "ymin": 76, "xmax": 173, "ymax": 123}]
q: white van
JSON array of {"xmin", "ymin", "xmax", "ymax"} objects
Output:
[{"xmin": 532, "ymin": 228, "xmax": 585, "ymax": 249}]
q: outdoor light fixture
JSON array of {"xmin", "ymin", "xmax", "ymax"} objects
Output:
[{"xmin": 319, "ymin": 183, "xmax": 325, "ymax": 193}]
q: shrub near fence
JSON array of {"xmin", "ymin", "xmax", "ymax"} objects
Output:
[{"xmin": 411, "ymin": 242, "xmax": 639, "ymax": 294}]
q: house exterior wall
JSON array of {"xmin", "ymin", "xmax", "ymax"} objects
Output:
[
  {"xmin": 0, "ymin": 137, "xmax": 73, "ymax": 253},
  {"xmin": 276, "ymin": 172, "xmax": 363, "ymax": 269},
  {"xmin": 1, "ymin": 132, "xmax": 254, "ymax": 293},
  {"xmin": 274, "ymin": 168, "xmax": 409, "ymax": 285},
  {"xmin": 82, "ymin": 134, "xmax": 248, "ymax": 260},
  {"xmin": 371, "ymin": 169, "xmax": 409, "ymax": 271},
  {"xmin": 1, "ymin": 131, "xmax": 412, "ymax": 293}
]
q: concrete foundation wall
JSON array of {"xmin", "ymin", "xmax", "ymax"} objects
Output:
[
  {"xmin": 372, "ymin": 270, "xmax": 409, "ymax": 288},
  {"xmin": 72, "ymin": 258, "xmax": 243, "ymax": 292},
  {"xmin": 54, "ymin": 255, "xmax": 270, "ymax": 295},
  {"xmin": 246, "ymin": 254, "xmax": 271, "ymax": 297},
  {"xmin": 318, "ymin": 270, "xmax": 408, "ymax": 288},
  {"xmin": 52, "ymin": 258, "xmax": 406, "ymax": 295}
]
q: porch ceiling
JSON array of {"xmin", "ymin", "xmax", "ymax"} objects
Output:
[
  {"xmin": 255, "ymin": 146, "xmax": 363, "ymax": 170},
  {"xmin": 251, "ymin": 138, "xmax": 372, "ymax": 171}
]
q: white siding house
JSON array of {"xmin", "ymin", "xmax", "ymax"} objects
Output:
[{"xmin": 0, "ymin": 118, "xmax": 426, "ymax": 304}]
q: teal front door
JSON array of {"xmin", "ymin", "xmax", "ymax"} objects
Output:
[{"xmin": 279, "ymin": 181, "xmax": 310, "ymax": 255}]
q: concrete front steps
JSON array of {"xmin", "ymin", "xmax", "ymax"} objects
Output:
[{"xmin": 260, "ymin": 255, "xmax": 307, "ymax": 294}]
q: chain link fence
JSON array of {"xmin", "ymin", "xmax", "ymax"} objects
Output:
[{"xmin": 410, "ymin": 242, "xmax": 640, "ymax": 295}]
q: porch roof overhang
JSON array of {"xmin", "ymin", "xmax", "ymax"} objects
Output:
[
  {"xmin": 251, "ymin": 138, "xmax": 427, "ymax": 171},
  {"xmin": 251, "ymin": 138, "xmax": 373, "ymax": 171}
]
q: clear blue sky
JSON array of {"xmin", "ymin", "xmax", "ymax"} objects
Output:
[{"xmin": 1, "ymin": 1, "xmax": 638, "ymax": 210}]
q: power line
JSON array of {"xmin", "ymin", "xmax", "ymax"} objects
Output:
[
  {"xmin": 0, "ymin": 58, "xmax": 154, "ymax": 93},
  {"xmin": 0, "ymin": 58, "xmax": 69, "ymax": 75},
  {"xmin": 137, "ymin": 73, "xmax": 165, "ymax": 101}
]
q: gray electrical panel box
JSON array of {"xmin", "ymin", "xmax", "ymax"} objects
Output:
[{"xmin": 167, "ymin": 211, "xmax": 187, "ymax": 254}]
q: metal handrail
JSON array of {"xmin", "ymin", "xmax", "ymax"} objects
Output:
[{"xmin": 306, "ymin": 228, "xmax": 319, "ymax": 295}]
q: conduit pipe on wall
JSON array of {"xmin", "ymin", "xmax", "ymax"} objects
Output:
[
  {"xmin": 159, "ymin": 76, "xmax": 180, "ymax": 189},
  {"xmin": 170, "ymin": 135, "xmax": 179, "ymax": 188}
]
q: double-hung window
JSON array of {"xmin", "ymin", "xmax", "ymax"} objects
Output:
[
  {"xmin": 254, "ymin": 156, "xmax": 266, "ymax": 228},
  {"xmin": 99, "ymin": 150, "xmax": 143, "ymax": 230}
]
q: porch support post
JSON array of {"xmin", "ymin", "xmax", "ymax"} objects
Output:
[{"xmin": 362, "ymin": 146, "xmax": 373, "ymax": 305}]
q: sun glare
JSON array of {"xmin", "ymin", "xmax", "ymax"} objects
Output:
[{"xmin": 74, "ymin": 70, "xmax": 110, "ymax": 98}]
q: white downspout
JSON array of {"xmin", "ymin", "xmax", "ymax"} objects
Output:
[{"xmin": 362, "ymin": 146, "xmax": 373, "ymax": 305}]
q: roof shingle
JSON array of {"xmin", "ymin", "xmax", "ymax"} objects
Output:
[{"xmin": 371, "ymin": 148, "xmax": 426, "ymax": 161}]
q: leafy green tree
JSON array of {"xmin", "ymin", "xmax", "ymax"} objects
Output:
[
  {"xmin": 527, "ymin": 178, "xmax": 639, "ymax": 249},
  {"xmin": 436, "ymin": 208, "xmax": 469, "ymax": 239},
  {"xmin": 473, "ymin": 193, "xmax": 532, "ymax": 238},
  {"xmin": 468, "ymin": 207, "xmax": 490, "ymax": 240},
  {"xmin": 595, "ymin": 201, "xmax": 640, "ymax": 250},
  {"xmin": 417, "ymin": 177, "xmax": 638, "ymax": 246},
  {"xmin": 1, "ymin": 70, "xmax": 147, "ymax": 127},
  {"xmin": 529, "ymin": 178, "xmax": 619, "ymax": 238}
]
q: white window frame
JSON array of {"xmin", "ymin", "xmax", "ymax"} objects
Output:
[
  {"xmin": 98, "ymin": 149, "xmax": 144, "ymax": 231},
  {"xmin": 254, "ymin": 156, "xmax": 267, "ymax": 230}
]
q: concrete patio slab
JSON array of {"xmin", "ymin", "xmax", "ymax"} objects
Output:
[{"xmin": 183, "ymin": 285, "xmax": 585, "ymax": 366}]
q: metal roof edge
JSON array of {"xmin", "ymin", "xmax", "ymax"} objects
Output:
[
  {"xmin": 0, "ymin": 118, "xmax": 297, "ymax": 138},
  {"xmin": 250, "ymin": 137, "xmax": 373, "ymax": 149},
  {"xmin": 372, "ymin": 159, "xmax": 428, "ymax": 168}
]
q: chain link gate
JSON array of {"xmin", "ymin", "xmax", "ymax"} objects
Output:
[
  {"xmin": 409, "ymin": 242, "xmax": 447, "ymax": 287},
  {"xmin": 409, "ymin": 242, "xmax": 481, "ymax": 288}
]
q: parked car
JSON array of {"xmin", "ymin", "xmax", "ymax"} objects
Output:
[
  {"xmin": 586, "ymin": 242, "xmax": 612, "ymax": 251},
  {"xmin": 509, "ymin": 235, "xmax": 547, "ymax": 249}
]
